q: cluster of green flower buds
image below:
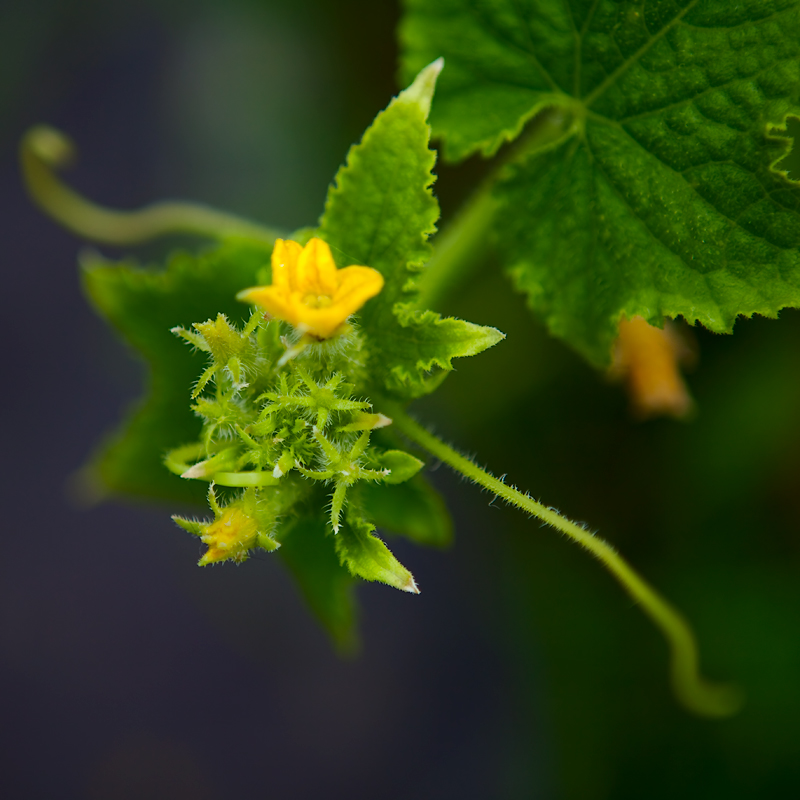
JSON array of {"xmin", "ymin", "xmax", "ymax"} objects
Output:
[{"xmin": 165, "ymin": 239, "xmax": 427, "ymax": 595}]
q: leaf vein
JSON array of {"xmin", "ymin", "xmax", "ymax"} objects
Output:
[
  {"xmin": 616, "ymin": 57, "xmax": 800, "ymax": 125},
  {"xmin": 574, "ymin": 0, "xmax": 602, "ymax": 98},
  {"xmin": 583, "ymin": 0, "xmax": 701, "ymax": 109},
  {"xmin": 583, "ymin": 134, "xmax": 723, "ymax": 312},
  {"xmin": 467, "ymin": 0, "xmax": 563, "ymax": 93}
]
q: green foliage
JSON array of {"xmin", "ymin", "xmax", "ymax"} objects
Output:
[
  {"xmin": 401, "ymin": 0, "xmax": 577, "ymax": 160},
  {"xmin": 335, "ymin": 507, "xmax": 420, "ymax": 594},
  {"xmin": 318, "ymin": 64, "xmax": 504, "ymax": 396},
  {"xmin": 21, "ymin": 1, "xmax": 800, "ymax": 793},
  {"xmin": 73, "ymin": 63, "xmax": 507, "ymax": 648},
  {"xmin": 81, "ymin": 243, "xmax": 269, "ymax": 502},
  {"xmin": 402, "ymin": 0, "xmax": 800, "ymax": 364}
]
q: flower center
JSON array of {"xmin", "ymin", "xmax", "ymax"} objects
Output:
[{"xmin": 302, "ymin": 292, "xmax": 333, "ymax": 309}]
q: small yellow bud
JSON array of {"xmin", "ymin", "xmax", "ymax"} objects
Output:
[{"xmin": 198, "ymin": 506, "xmax": 260, "ymax": 566}]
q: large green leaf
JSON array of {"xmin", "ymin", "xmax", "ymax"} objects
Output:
[
  {"xmin": 401, "ymin": 0, "xmax": 578, "ymax": 161},
  {"xmin": 81, "ymin": 242, "xmax": 270, "ymax": 502},
  {"xmin": 401, "ymin": 0, "xmax": 800, "ymax": 365},
  {"xmin": 319, "ymin": 64, "xmax": 504, "ymax": 397}
]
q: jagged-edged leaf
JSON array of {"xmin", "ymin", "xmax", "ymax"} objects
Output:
[
  {"xmin": 401, "ymin": 0, "xmax": 800, "ymax": 365},
  {"xmin": 319, "ymin": 77, "xmax": 437, "ymax": 314},
  {"xmin": 362, "ymin": 474, "xmax": 453, "ymax": 548},
  {"xmin": 401, "ymin": 0, "xmax": 578, "ymax": 161},
  {"xmin": 319, "ymin": 64, "xmax": 504, "ymax": 397},
  {"xmin": 81, "ymin": 242, "xmax": 270, "ymax": 502},
  {"xmin": 279, "ymin": 514, "xmax": 358, "ymax": 653},
  {"xmin": 335, "ymin": 510, "xmax": 420, "ymax": 594},
  {"xmin": 381, "ymin": 305, "xmax": 504, "ymax": 398}
]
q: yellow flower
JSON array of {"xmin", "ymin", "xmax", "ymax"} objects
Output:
[{"xmin": 237, "ymin": 237, "xmax": 384, "ymax": 339}]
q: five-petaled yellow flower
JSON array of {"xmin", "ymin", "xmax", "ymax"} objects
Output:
[{"xmin": 237, "ymin": 237, "xmax": 384, "ymax": 339}]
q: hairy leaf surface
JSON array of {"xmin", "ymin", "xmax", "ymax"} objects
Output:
[
  {"xmin": 319, "ymin": 79, "xmax": 504, "ymax": 395},
  {"xmin": 335, "ymin": 510, "xmax": 419, "ymax": 593}
]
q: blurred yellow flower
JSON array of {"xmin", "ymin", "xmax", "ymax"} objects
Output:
[
  {"xmin": 237, "ymin": 237, "xmax": 384, "ymax": 339},
  {"xmin": 610, "ymin": 316, "xmax": 694, "ymax": 419}
]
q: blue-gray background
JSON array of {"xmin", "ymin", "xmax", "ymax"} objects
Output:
[{"xmin": 3, "ymin": 2, "xmax": 800, "ymax": 799}]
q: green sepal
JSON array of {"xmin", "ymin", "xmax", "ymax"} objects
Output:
[
  {"xmin": 335, "ymin": 509, "xmax": 420, "ymax": 594},
  {"xmin": 171, "ymin": 515, "xmax": 206, "ymax": 536},
  {"xmin": 80, "ymin": 242, "xmax": 269, "ymax": 503},
  {"xmin": 318, "ymin": 62, "xmax": 504, "ymax": 398},
  {"xmin": 362, "ymin": 474, "xmax": 453, "ymax": 548},
  {"xmin": 374, "ymin": 449, "xmax": 424, "ymax": 484},
  {"xmin": 191, "ymin": 314, "xmax": 244, "ymax": 364},
  {"xmin": 278, "ymin": 514, "xmax": 358, "ymax": 653},
  {"xmin": 165, "ymin": 444, "xmax": 241, "ymax": 480}
]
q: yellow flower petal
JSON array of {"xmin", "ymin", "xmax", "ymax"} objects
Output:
[
  {"xmin": 271, "ymin": 238, "xmax": 302, "ymax": 292},
  {"xmin": 235, "ymin": 285, "xmax": 294, "ymax": 324},
  {"xmin": 332, "ymin": 266, "xmax": 386, "ymax": 316},
  {"xmin": 297, "ymin": 237, "xmax": 339, "ymax": 297},
  {"xmin": 238, "ymin": 237, "xmax": 384, "ymax": 339}
]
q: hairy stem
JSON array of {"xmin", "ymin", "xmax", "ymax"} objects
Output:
[
  {"xmin": 21, "ymin": 126, "xmax": 281, "ymax": 246},
  {"xmin": 391, "ymin": 408, "xmax": 743, "ymax": 718}
]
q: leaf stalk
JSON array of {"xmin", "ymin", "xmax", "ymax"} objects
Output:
[{"xmin": 418, "ymin": 105, "xmax": 574, "ymax": 310}]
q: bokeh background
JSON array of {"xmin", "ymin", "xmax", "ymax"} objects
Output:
[{"xmin": 3, "ymin": 1, "xmax": 800, "ymax": 798}]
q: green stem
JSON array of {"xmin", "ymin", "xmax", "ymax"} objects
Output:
[
  {"xmin": 391, "ymin": 407, "xmax": 743, "ymax": 718},
  {"xmin": 417, "ymin": 185, "xmax": 498, "ymax": 311},
  {"xmin": 418, "ymin": 106, "xmax": 574, "ymax": 311},
  {"xmin": 20, "ymin": 126, "xmax": 281, "ymax": 246}
]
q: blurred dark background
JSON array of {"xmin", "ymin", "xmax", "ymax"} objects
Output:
[{"xmin": 3, "ymin": 1, "xmax": 800, "ymax": 799}]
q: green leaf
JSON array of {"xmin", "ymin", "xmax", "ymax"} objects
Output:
[
  {"xmin": 375, "ymin": 449, "xmax": 425, "ymax": 484},
  {"xmin": 81, "ymin": 242, "xmax": 270, "ymax": 502},
  {"xmin": 362, "ymin": 474, "xmax": 453, "ymax": 548},
  {"xmin": 319, "ymin": 63, "xmax": 504, "ymax": 397},
  {"xmin": 382, "ymin": 305, "xmax": 505, "ymax": 397},
  {"xmin": 319, "ymin": 64, "xmax": 440, "ymax": 314},
  {"xmin": 335, "ymin": 510, "xmax": 420, "ymax": 594},
  {"xmin": 401, "ymin": 0, "xmax": 577, "ymax": 161},
  {"xmin": 401, "ymin": 0, "xmax": 800, "ymax": 365},
  {"xmin": 279, "ymin": 514, "xmax": 358, "ymax": 653}
]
